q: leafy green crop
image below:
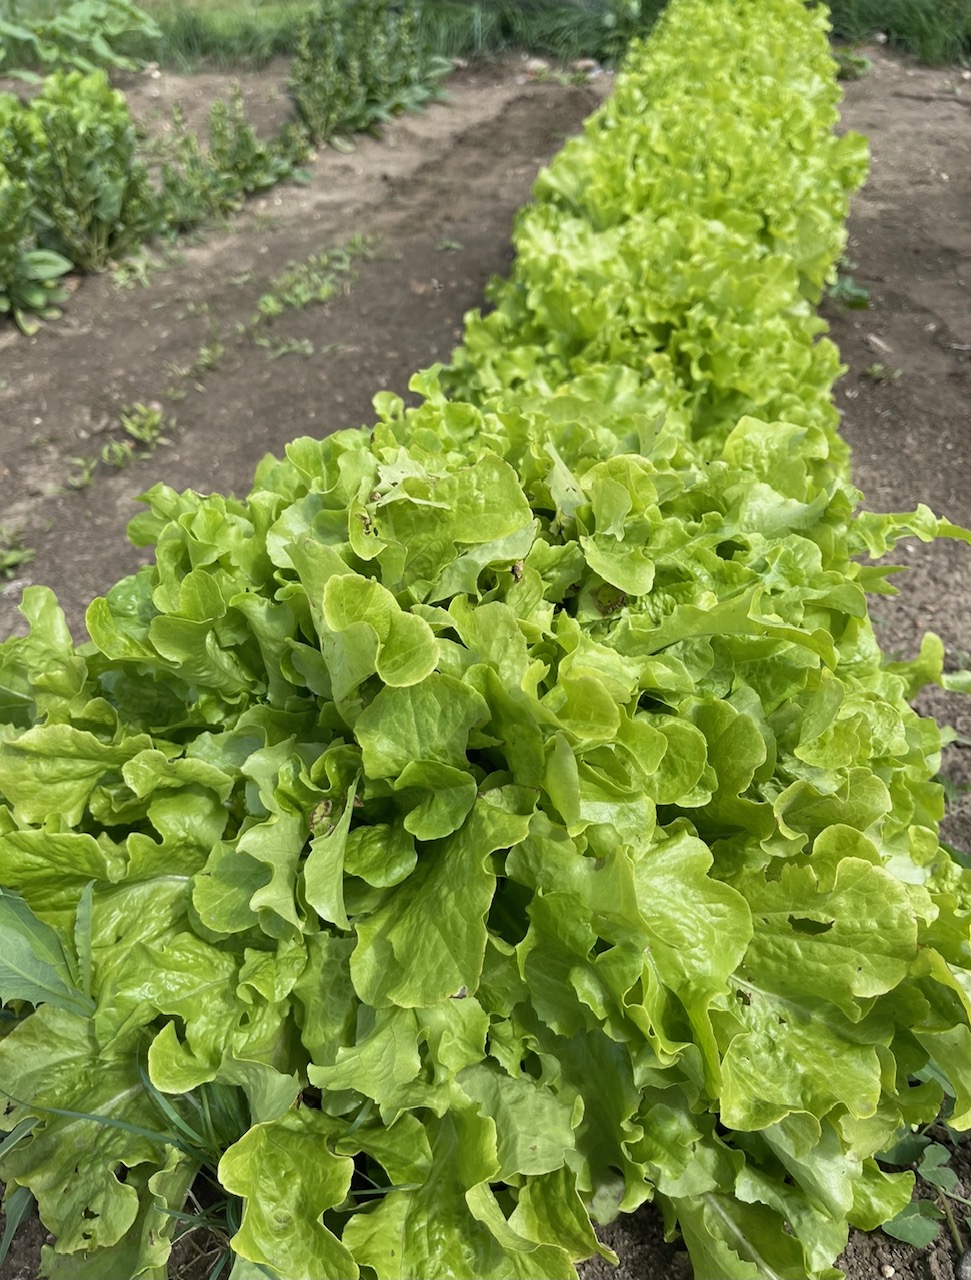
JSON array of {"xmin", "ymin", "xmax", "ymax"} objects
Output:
[
  {"xmin": 1, "ymin": 1, "xmax": 970, "ymax": 1279},
  {"xmin": 155, "ymin": 88, "xmax": 310, "ymax": 236},
  {"xmin": 0, "ymin": 0, "xmax": 160, "ymax": 78},
  {"xmin": 0, "ymin": 70, "xmax": 157, "ymax": 272},
  {"xmin": 288, "ymin": 0, "xmax": 453, "ymax": 144}
]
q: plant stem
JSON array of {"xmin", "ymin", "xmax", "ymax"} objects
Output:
[{"xmin": 939, "ymin": 1193, "xmax": 966, "ymax": 1254}]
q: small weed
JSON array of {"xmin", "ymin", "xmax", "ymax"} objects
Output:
[
  {"xmin": 941, "ymin": 774, "xmax": 971, "ymax": 806},
  {"xmin": 111, "ymin": 253, "xmax": 157, "ymax": 290},
  {"xmin": 827, "ymin": 270, "xmax": 870, "ymax": 309},
  {"xmin": 100, "ymin": 438, "xmax": 136, "ymax": 469},
  {"xmin": 66, "ymin": 455, "xmax": 97, "ymax": 490},
  {"xmin": 121, "ymin": 401, "xmax": 170, "ymax": 448},
  {"xmin": 256, "ymin": 335, "xmax": 315, "ymax": 360},
  {"xmin": 251, "ymin": 234, "xmax": 374, "ymax": 327},
  {"xmin": 436, "ymin": 238, "xmax": 463, "ymax": 252},
  {"xmin": 0, "ymin": 526, "xmax": 34, "ymax": 579},
  {"xmin": 191, "ymin": 334, "xmax": 226, "ymax": 374},
  {"xmin": 177, "ymin": 299, "xmax": 210, "ymax": 321},
  {"xmin": 834, "ymin": 48, "xmax": 872, "ymax": 79},
  {"xmin": 880, "ymin": 1129, "xmax": 971, "ymax": 1270},
  {"xmin": 863, "ymin": 362, "xmax": 903, "ymax": 383}
]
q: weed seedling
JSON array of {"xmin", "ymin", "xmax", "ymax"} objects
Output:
[
  {"xmin": 256, "ymin": 335, "xmax": 315, "ymax": 360},
  {"xmin": 0, "ymin": 526, "xmax": 34, "ymax": 579},
  {"xmin": 121, "ymin": 402, "xmax": 169, "ymax": 449},
  {"xmin": 111, "ymin": 253, "xmax": 157, "ymax": 291},
  {"xmin": 100, "ymin": 438, "xmax": 135, "ymax": 469},
  {"xmin": 834, "ymin": 49, "xmax": 872, "ymax": 80},
  {"xmin": 66, "ymin": 455, "xmax": 97, "ymax": 490},
  {"xmin": 191, "ymin": 335, "xmax": 226, "ymax": 375},
  {"xmin": 863, "ymin": 362, "xmax": 903, "ymax": 383},
  {"xmin": 827, "ymin": 271, "xmax": 871, "ymax": 308},
  {"xmin": 879, "ymin": 1126, "xmax": 971, "ymax": 1277}
]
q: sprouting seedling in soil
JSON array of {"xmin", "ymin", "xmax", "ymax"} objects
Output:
[
  {"xmin": 863, "ymin": 362, "xmax": 902, "ymax": 383},
  {"xmin": 827, "ymin": 270, "xmax": 870, "ymax": 308},
  {"xmin": 251, "ymin": 234, "xmax": 375, "ymax": 327},
  {"xmin": 190, "ymin": 333, "xmax": 227, "ymax": 376},
  {"xmin": 100, "ymin": 438, "xmax": 136, "ymax": 469},
  {"xmin": 0, "ymin": 526, "xmax": 34, "ymax": 579},
  {"xmin": 880, "ymin": 1129, "xmax": 971, "ymax": 1276},
  {"xmin": 121, "ymin": 402, "xmax": 171, "ymax": 450},
  {"xmin": 835, "ymin": 49, "xmax": 872, "ymax": 80},
  {"xmin": 66, "ymin": 455, "xmax": 98, "ymax": 490},
  {"xmin": 256, "ymin": 335, "xmax": 315, "ymax": 360}
]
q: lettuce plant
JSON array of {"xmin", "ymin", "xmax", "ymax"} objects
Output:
[
  {"xmin": 1, "ymin": 1, "xmax": 970, "ymax": 1279},
  {"xmin": 445, "ymin": 0, "xmax": 869, "ymax": 468}
]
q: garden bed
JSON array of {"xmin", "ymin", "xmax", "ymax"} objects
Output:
[{"xmin": 0, "ymin": 37, "xmax": 970, "ymax": 1280}]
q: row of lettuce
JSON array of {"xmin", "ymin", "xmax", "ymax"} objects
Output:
[
  {"xmin": 0, "ymin": 0, "xmax": 449, "ymax": 333},
  {"xmin": 2, "ymin": 2, "xmax": 971, "ymax": 1280}
]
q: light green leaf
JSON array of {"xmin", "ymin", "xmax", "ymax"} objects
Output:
[
  {"xmin": 219, "ymin": 1110, "xmax": 358, "ymax": 1280},
  {"xmin": 351, "ymin": 794, "xmax": 530, "ymax": 1007},
  {"xmin": 394, "ymin": 760, "xmax": 478, "ymax": 840},
  {"xmin": 733, "ymin": 855, "xmax": 917, "ymax": 1019},
  {"xmin": 304, "ymin": 777, "xmax": 358, "ymax": 930},
  {"xmin": 308, "ymin": 1006, "xmax": 423, "ymax": 1116},
  {"xmin": 580, "ymin": 533, "xmax": 655, "ymax": 595},
  {"xmin": 458, "ymin": 1061, "xmax": 578, "ymax": 1177},
  {"xmin": 0, "ymin": 725, "xmax": 152, "ymax": 826},
  {"xmin": 354, "ymin": 674, "xmax": 488, "ymax": 777},
  {"xmin": 343, "ymin": 822, "xmax": 417, "ymax": 887}
]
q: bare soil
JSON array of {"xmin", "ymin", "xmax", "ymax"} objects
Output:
[{"xmin": 1, "ymin": 42, "xmax": 970, "ymax": 1280}]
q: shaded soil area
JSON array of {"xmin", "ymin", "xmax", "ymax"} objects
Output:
[{"xmin": 1, "ymin": 42, "xmax": 970, "ymax": 1280}]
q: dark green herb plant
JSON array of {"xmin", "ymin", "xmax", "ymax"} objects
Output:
[
  {"xmin": 1, "ymin": 70, "xmax": 157, "ymax": 272},
  {"xmin": 288, "ymin": 0, "xmax": 453, "ymax": 143},
  {"xmin": 156, "ymin": 90, "xmax": 309, "ymax": 235}
]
